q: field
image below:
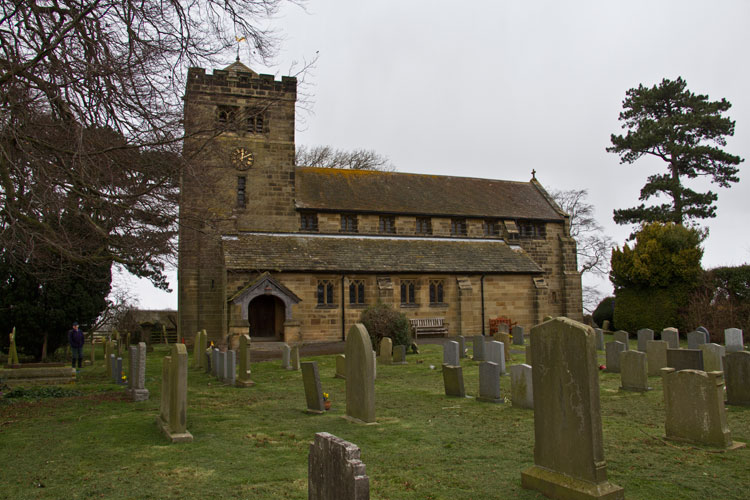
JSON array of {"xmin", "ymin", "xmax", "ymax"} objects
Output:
[{"xmin": 1, "ymin": 338, "xmax": 748, "ymax": 500}]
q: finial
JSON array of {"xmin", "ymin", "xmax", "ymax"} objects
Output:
[
  {"xmin": 235, "ymin": 35, "xmax": 246, "ymax": 62},
  {"xmin": 531, "ymin": 169, "xmax": 537, "ymax": 180}
]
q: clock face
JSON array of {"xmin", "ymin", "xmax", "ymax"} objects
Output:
[{"xmin": 231, "ymin": 147, "xmax": 254, "ymax": 170}]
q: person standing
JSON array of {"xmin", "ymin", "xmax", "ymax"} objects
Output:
[{"xmin": 68, "ymin": 321, "xmax": 85, "ymax": 371}]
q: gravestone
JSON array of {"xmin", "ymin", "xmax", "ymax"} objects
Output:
[
  {"xmin": 511, "ymin": 364, "xmax": 533, "ymax": 410},
  {"xmin": 646, "ymin": 340, "xmax": 668, "ymax": 377},
  {"xmin": 8, "ymin": 329, "xmax": 20, "ymax": 365},
  {"xmin": 204, "ymin": 350, "xmax": 212, "ymax": 374},
  {"xmin": 497, "ymin": 323, "xmax": 509, "ymax": 334},
  {"xmin": 217, "ymin": 350, "xmax": 226, "ymax": 381},
  {"xmin": 512, "ymin": 325, "xmax": 525, "ymax": 346},
  {"xmin": 699, "ymin": 343, "xmax": 725, "ymax": 373},
  {"xmin": 472, "ymin": 336, "xmax": 485, "ymax": 361},
  {"xmin": 661, "ymin": 368, "xmax": 744, "ymax": 450},
  {"xmin": 613, "ymin": 330, "xmax": 629, "ymax": 350},
  {"xmin": 225, "ymin": 350, "xmax": 236, "ymax": 386},
  {"xmin": 666, "ymin": 349, "xmax": 704, "ymax": 371},
  {"xmin": 724, "ymin": 351, "xmax": 750, "ymax": 406},
  {"xmin": 442, "ymin": 364, "xmax": 466, "ymax": 398},
  {"xmin": 335, "ymin": 354, "xmax": 346, "ymax": 379},
  {"xmin": 605, "ymin": 341, "xmax": 626, "ymax": 373},
  {"xmin": 725, "ymin": 328, "xmax": 744, "ymax": 353},
  {"xmin": 192, "ymin": 332, "xmax": 201, "ymax": 368},
  {"xmin": 127, "ymin": 343, "xmax": 149, "ymax": 401},
  {"xmin": 156, "ymin": 343, "xmax": 192, "ymax": 443},
  {"xmin": 485, "ymin": 341, "xmax": 506, "ymax": 374},
  {"xmin": 115, "ymin": 357, "xmax": 124, "ymax": 385},
  {"xmin": 521, "ymin": 317, "xmax": 623, "ymax": 499},
  {"xmin": 281, "ymin": 344, "xmax": 291, "ymax": 370},
  {"xmin": 687, "ymin": 331, "xmax": 706, "ymax": 350},
  {"xmin": 457, "ymin": 335, "xmax": 466, "ymax": 359},
  {"xmin": 109, "ymin": 354, "xmax": 116, "ymax": 382},
  {"xmin": 308, "ymin": 432, "xmax": 369, "ymax": 500},
  {"xmin": 236, "ymin": 335, "xmax": 254, "ymax": 387},
  {"xmin": 661, "ymin": 328, "xmax": 679, "ymax": 349},
  {"xmin": 378, "ymin": 338, "xmax": 392, "ymax": 365},
  {"xmin": 636, "ymin": 329, "xmax": 654, "ymax": 353},
  {"xmin": 601, "ymin": 320, "xmax": 610, "ymax": 331},
  {"xmin": 443, "ymin": 341, "xmax": 460, "ymax": 367},
  {"xmin": 211, "ymin": 348, "xmax": 220, "ymax": 377},
  {"xmin": 345, "ymin": 324, "xmax": 376, "ymax": 424},
  {"xmin": 620, "ymin": 350, "xmax": 651, "ymax": 392},
  {"xmin": 496, "ymin": 332, "xmax": 512, "ymax": 362},
  {"xmin": 291, "ymin": 345, "xmax": 301, "ymax": 371},
  {"xmin": 392, "ymin": 345, "xmax": 407, "ymax": 365},
  {"xmin": 477, "ymin": 361, "xmax": 502, "ymax": 403},
  {"xmin": 301, "ymin": 361, "xmax": 326, "ymax": 414},
  {"xmin": 198, "ymin": 330, "xmax": 208, "ymax": 369},
  {"xmin": 594, "ymin": 328, "xmax": 604, "ymax": 351},
  {"xmin": 696, "ymin": 326, "xmax": 710, "ymax": 343}
]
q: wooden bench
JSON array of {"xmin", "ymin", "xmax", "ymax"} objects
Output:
[{"xmin": 409, "ymin": 318, "xmax": 448, "ymax": 337}]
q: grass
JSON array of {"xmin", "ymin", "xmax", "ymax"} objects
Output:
[{"xmin": 1, "ymin": 336, "xmax": 748, "ymax": 500}]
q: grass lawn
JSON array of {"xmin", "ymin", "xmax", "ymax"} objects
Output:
[{"xmin": 1, "ymin": 337, "xmax": 748, "ymax": 500}]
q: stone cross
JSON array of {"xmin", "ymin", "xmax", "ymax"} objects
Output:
[
  {"xmin": 510, "ymin": 364, "xmax": 533, "ymax": 409},
  {"xmin": 156, "ymin": 343, "xmax": 192, "ymax": 443},
  {"xmin": 236, "ymin": 335, "xmax": 254, "ymax": 387},
  {"xmin": 636, "ymin": 329, "xmax": 654, "ymax": 353},
  {"xmin": 308, "ymin": 432, "xmax": 369, "ymax": 500},
  {"xmin": 301, "ymin": 361, "xmax": 326, "ymax": 414},
  {"xmin": 345, "ymin": 324, "xmax": 376, "ymax": 424},
  {"xmin": 521, "ymin": 318, "xmax": 624, "ymax": 499},
  {"xmin": 477, "ymin": 361, "xmax": 502, "ymax": 403}
]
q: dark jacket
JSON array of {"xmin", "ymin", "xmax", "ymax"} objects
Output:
[{"xmin": 68, "ymin": 328, "xmax": 85, "ymax": 348}]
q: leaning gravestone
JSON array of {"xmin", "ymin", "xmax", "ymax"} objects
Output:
[
  {"xmin": 301, "ymin": 361, "xmax": 326, "ymax": 414},
  {"xmin": 725, "ymin": 328, "xmax": 744, "ymax": 353},
  {"xmin": 156, "ymin": 343, "xmax": 192, "ymax": 443},
  {"xmin": 236, "ymin": 335, "xmax": 254, "ymax": 387},
  {"xmin": 126, "ymin": 342, "xmax": 149, "ymax": 402},
  {"xmin": 308, "ymin": 432, "xmax": 369, "ymax": 500},
  {"xmin": 456, "ymin": 335, "xmax": 466, "ymax": 359},
  {"xmin": 521, "ymin": 317, "xmax": 623, "ymax": 499},
  {"xmin": 477, "ymin": 361, "xmax": 502, "ymax": 403},
  {"xmin": 378, "ymin": 338, "xmax": 392, "ymax": 365},
  {"xmin": 687, "ymin": 331, "xmax": 707, "ymax": 350},
  {"xmin": 724, "ymin": 351, "xmax": 750, "ymax": 406},
  {"xmin": 605, "ymin": 341, "xmax": 626, "ymax": 373},
  {"xmin": 512, "ymin": 325, "xmax": 525, "ymax": 346},
  {"xmin": 345, "ymin": 324, "xmax": 376, "ymax": 424},
  {"xmin": 661, "ymin": 368, "xmax": 744, "ymax": 450},
  {"xmin": 392, "ymin": 345, "xmax": 407, "ymax": 365},
  {"xmin": 661, "ymin": 328, "xmax": 680, "ymax": 349},
  {"xmin": 667, "ymin": 349, "xmax": 704, "ymax": 371},
  {"xmin": 646, "ymin": 340, "xmax": 668, "ymax": 377},
  {"xmin": 472, "ymin": 336, "xmax": 485, "ymax": 361},
  {"xmin": 613, "ymin": 330, "xmax": 630, "ymax": 350},
  {"xmin": 291, "ymin": 345, "xmax": 301, "ymax": 371},
  {"xmin": 334, "ymin": 355, "xmax": 346, "ymax": 380},
  {"xmin": 636, "ymin": 329, "xmax": 654, "ymax": 353},
  {"xmin": 485, "ymin": 340, "xmax": 506, "ymax": 374},
  {"xmin": 281, "ymin": 344, "xmax": 291, "ymax": 370},
  {"xmin": 594, "ymin": 328, "xmax": 604, "ymax": 351},
  {"xmin": 511, "ymin": 364, "xmax": 533, "ymax": 410},
  {"xmin": 699, "ymin": 343, "xmax": 725, "ymax": 373},
  {"xmin": 620, "ymin": 350, "xmax": 651, "ymax": 392},
  {"xmin": 442, "ymin": 365, "xmax": 466, "ymax": 398},
  {"xmin": 443, "ymin": 341, "xmax": 460, "ymax": 367}
]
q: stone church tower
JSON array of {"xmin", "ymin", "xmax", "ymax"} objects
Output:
[{"xmin": 179, "ymin": 61, "xmax": 298, "ymax": 339}]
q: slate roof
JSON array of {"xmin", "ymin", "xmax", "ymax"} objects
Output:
[
  {"xmin": 294, "ymin": 168, "xmax": 564, "ymax": 220},
  {"xmin": 223, "ymin": 233, "xmax": 543, "ymax": 274}
]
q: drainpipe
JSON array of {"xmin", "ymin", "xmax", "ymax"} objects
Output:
[
  {"xmin": 341, "ymin": 275, "xmax": 346, "ymax": 341},
  {"xmin": 481, "ymin": 274, "xmax": 486, "ymax": 336}
]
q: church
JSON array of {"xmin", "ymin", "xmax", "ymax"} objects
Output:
[{"xmin": 178, "ymin": 61, "xmax": 583, "ymax": 344}]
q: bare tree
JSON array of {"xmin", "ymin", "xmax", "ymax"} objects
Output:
[{"xmin": 296, "ymin": 145, "xmax": 395, "ymax": 171}]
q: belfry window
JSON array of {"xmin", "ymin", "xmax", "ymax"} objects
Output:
[{"xmin": 237, "ymin": 176, "xmax": 246, "ymax": 208}]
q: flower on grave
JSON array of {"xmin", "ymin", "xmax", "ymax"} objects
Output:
[
  {"xmin": 599, "ymin": 364, "xmax": 606, "ymax": 371},
  {"xmin": 322, "ymin": 392, "xmax": 329, "ymax": 402}
]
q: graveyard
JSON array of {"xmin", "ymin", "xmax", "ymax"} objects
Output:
[{"xmin": 1, "ymin": 331, "xmax": 749, "ymax": 500}]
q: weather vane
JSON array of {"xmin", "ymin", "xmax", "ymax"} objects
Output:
[{"xmin": 235, "ymin": 35, "xmax": 246, "ymax": 61}]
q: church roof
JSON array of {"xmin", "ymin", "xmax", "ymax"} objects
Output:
[
  {"xmin": 294, "ymin": 168, "xmax": 565, "ymax": 220},
  {"xmin": 223, "ymin": 59, "xmax": 257, "ymax": 76},
  {"xmin": 223, "ymin": 233, "xmax": 543, "ymax": 274}
]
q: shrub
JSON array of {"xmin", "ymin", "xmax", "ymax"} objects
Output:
[
  {"xmin": 359, "ymin": 303, "xmax": 411, "ymax": 350},
  {"xmin": 592, "ymin": 296, "xmax": 615, "ymax": 329},
  {"xmin": 613, "ymin": 285, "xmax": 691, "ymax": 334}
]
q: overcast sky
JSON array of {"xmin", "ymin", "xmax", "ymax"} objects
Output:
[{"xmin": 119, "ymin": 0, "xmax": 750, "ymax": 310}]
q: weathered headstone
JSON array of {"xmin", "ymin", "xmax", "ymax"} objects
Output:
[
  {"xmin": 594, "ymin": 328, "xmax": 604, "ymax": 351},
  {"xmin": 497, "ymin": 323, "xmax": 509, "ymax": 334},
  {"xmin": 204, "ymin": 350, "xmax": 212, "ymax": 374},
  {"xmin": 335, "ymin": 354, "xmax": 346, "ymax": 379},
  {"xmin": 115, "ymin": 357, "xmax": 124, "ymax": 385},
  {"xmin": 510, "ymin": 364, "xmax": 533, "ymax": 409},
  {"xmin": 613, "ymin": 330, "xmax": 630, "ymax": 350},
  {"xmin": 636, "ymin": 329, "xmax": 654, "ymax": 353},
  {"xmin": 605, "ymin": 341, "xmax": 626, "ymax": 373},
  {"xmin": 192, "ymin": 332, "xmax": 201, "ymax": 368},
  {"xmin": 661, "ymin": 368, "xmax": 744, "ymax": 449},
  {"xmin": 666, "ymin": 348, "xmax": 704, "ymax": 371},
  {"xmin": 512, "ymin": 325, "xmax": 525, "ymax": 346},
  {"xmin": 725, "ymin": 328, "xmax": 744, "ymax": 353},
  {"xmin": 392, "ymin": 344, "xmax": 407, "ymax": 365},
  {"xmin": 477, "ymin": 361, "xmax": 502, "ymax": 403},
  {"xmin": 211, "ymin": 348, "xmax": 220, "ymax": 377},
  {"xmin": 198, "ymin": 330, "xmax": 208, "ymax": 369},
  {"xmin": 485, "ymin": 340, "xmax": 506, "ymax": 374},
  {"xmin": 456, "ymin": 335, "xmax": 466, "ymax": 358},
  {"xmin": 109, "ymin": 354, "xmax": 116, "ymax": 382},
  {"xmin": 281, "ymin": 343, "xmax": 291, "ymax": 370},
  {"xmin": 472, "ymin": 336, "xmax": 485, "ymax": 361},
  {"xmin": 521, "ymin": 318, "xmax": 624, "ymax": 499},
  {"xmin": 345, "ymin": 324, "xmax": 376, "ymax": 424},
  {"xmin": 724, "ymin": 351, "xmax": 750, "ymax": 406},
  {"xmin": 699, "ymin": 343, "xmax": 725, "ymax": 373},
  {"xmin": 291, "ymin": 344, "xmax": 301, "ymax": 371},
  {"xmin": 225, "ymin": 349, "xmax": 236, "ymax": 386},
  {"xmin": 443, "ymin": 341, "xmax": 460, "ymax": 367},
  {"xmin": 236, "ymin": 335, "xmax": 254, "ymax": 387},
  {"xmin": 620, "ymin": 350, "xmax": 651, "ymax": 392},
  {"xmin": 687, "ymin": 331, "xmax": 707, "ymax": 350},
  {"xmin": 378, "ymin": 337, "xmax": 392, "ymax": 365},
  {"xmin": 8, "ymin": 329, "xmax": 20, "ymax": 365},
  {"xmin": 442, "ymin": 364, "xmax": 466, "ymax": 398},
  {"xmin": 496, "ymin": 332, "xmax": 512, "ymax": 362},
  {"xmin": 696, "ymin": 326, "xmax": 710, "ymax": 344},
  {"xmin": 646, "ymin": 340, "xmax": 668, "ymax": 377},
  {"xmin": 301, "ymin": 361, "xmax": 326, "ymax": 414},
  {"xmin": 156, "ymin": 343, "xmax": 192, "ymax": 443},
  {"xmin": 602, "ymin": 319, "xmax": 610, "ymax": 331},
  {"xmin": 308, "ymin": 432, "xmax": 369, "ymax": 500},
  {"xmin": 127, "ymin": 343, "xmax": 149, "ymax": 401},
  {"xmin": 217, "ymin": 350, "xmax": 226, "ymax": 381},
  {"xmin": 661, "ymin": 328, "xmax": 680, "ymax": 349}
]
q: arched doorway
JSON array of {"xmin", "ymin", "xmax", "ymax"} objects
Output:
[{"xmin": 248, "ymin": 295, "xmax": 285, "ymax": 340}]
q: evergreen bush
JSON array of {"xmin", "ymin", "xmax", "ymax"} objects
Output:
[
  {"xmin": 359, "ymin": 303, "xmax": 412, "ymax": 350},
  {"xmin": 592, "ymin": 296, "xmax": 616, "ymax": 329}
]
